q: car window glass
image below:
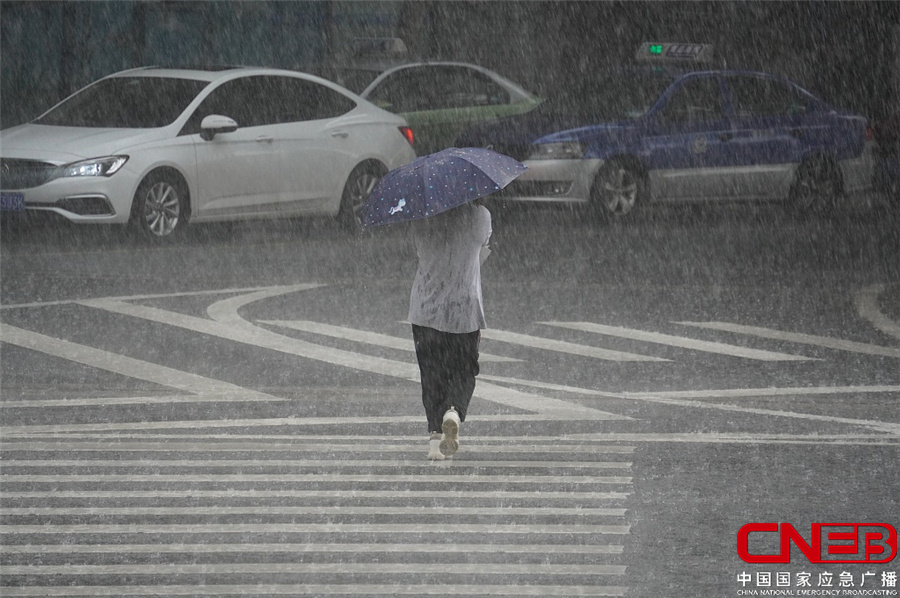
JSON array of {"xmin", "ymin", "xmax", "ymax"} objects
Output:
[
  {"xmin": 435, "ymin": 66, "xmax": 510, "ymax": 109},
  {"xmin": 276, "ymin": 78, "xmax": 356, "ymax": 121},
  {"xmin": 548, "ymin": 70, "xmax": 674, "ymax": 120},
  {"xmin": 368, "ymin": 69, "xmax": 436, "ymax": 113},
  {"xmin": 36, "ymin": 77, "xmax": 208, "ymax": 128},
  {"xmin": 729, "ymin": 76, "xmax": 808, "ymax": 117},
  {"xmin": 183, "ymin": 77, "xmax": 260, "ymax": 134},
  {"xmin": 659, "ymin": 76, "xmax": 725, "ymax": 124},
  {"xmin": 368, "ymin": 65, "xmax": 510, "ymax": 113}
]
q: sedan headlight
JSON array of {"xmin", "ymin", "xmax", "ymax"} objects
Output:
[
  {"xmin": 528, "ymin": 141, "xmax": 584, "ymax": 160},
  {"xmin": 59, "ymin": 155, "xmax": 129, "ymax": 178}
]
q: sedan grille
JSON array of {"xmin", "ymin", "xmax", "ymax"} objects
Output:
[{"xmin": 1, "ymin": 159, "xmax": 57, "ymax": 190}]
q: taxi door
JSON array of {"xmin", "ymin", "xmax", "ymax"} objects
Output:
[
  {"xmin": 642, "ymin": 74, "xmax": 734, "ymax": 201},
  {"xmin": 721, "ymin": 75, "xmax": 809, "ymax": 200}
]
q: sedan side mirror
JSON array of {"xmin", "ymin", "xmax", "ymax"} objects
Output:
[{"xmin": 200, "ymin": 114, "xmax": 238, "ymax": 141}]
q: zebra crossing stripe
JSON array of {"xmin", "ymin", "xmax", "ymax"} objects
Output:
[
  {"xmin": 1, "ymin": 506, "xmax": 629, "ymax": 517},
  {"xmin": 0, "ymin": 584, "xmax": 630, "ymax": 596},
  {"xmin": 0, "ymin": 523, "xmax": 631, "ymax": 535},
  {"xmin": 0, "ymin": 562, "xmax": 627, "ymax": 576},
  {"xmin": 542, "ymin": 321, "xmax": 815, "ymax": 361},
  {"xmin": 1, "ymin": 489, "xmax": 631, "ymax": 500},
  {"xmin": 0, "ymin": 473, "xmax": 633, "ymax": 484},
  {"xmin": 1, "ymin": 458, "xmax": 632, "ymax": 470},
  {"xmin": 1, "ymin": 542, "xmax": 626, "ymax": 555},
  {"xmin": 677, "ymin": 320, "xmax": 900, "ymax": 358}
]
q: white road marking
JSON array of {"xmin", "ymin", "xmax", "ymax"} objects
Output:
[
  {"xmin": 0, "ymin": 285, "xmax": 324, "ymax": 310},
  {"xmin": 0, "ymin": 323, "xmax": 283, "ymax": 404},
  {"xmin": 542, "ymin": 321, "xmax": 815, "ymax": 361},
  {"xmin": 477, "ymin": 374, "xmax": 900, "ymax": 435},
  {"xmin": 3, "ymin": 458, "xmax": 631, "ymax": 471},
  {"xmin": 4, "ymin": 283, "xmax": 896, "ymax": 440},
  {"xmin": 624, "ymin": 385, "xmax": 900, "ymax": 399},
  {"xmin": 0, "ymin": 438, "xmax": 635, "ymax": 455},
  {"xmin": 2, "ymin": 543, "xmax": 624, "ymax": 555},
  {"xmin": 1, "ymin": 473, "xmax": 633, "ymax": 485},
  {"xmin": 69, "ymin": 285, "xmax": 618, "ymax": 420},
  {"xmin": 205, "ymin": 287, "xmax": 630, "ymax": 420},
  {"xmin": 0, "ymin": 394, "xmax": 280, "ymax": 408},
  {"xmin": 2, "ymin": 489, "xmax": 632, "ymax": 501},
  {"xmin": 855, "ymin": 283, "xmax": 900, "ymax": 341},
  {"xmin": 480, "ymin": 328, "xmax": 668, "ymax": 362},
  {"xmin": 261, "ymin": 319, "xmax": 521, "ymax": 362},
  {"xmin": 566, "ymin": 432, "xmax": 900, "ymax": 445},
  {"xmin": 0, "ymin": 415, "xmax": 603, "ymax": 436},
  {"xmin": 615, "ymin": 392, "xmax": 900, "ymax": 435},
  {"xmin": 1, "ymin": 506, "xmax": 628, "ymax": 517},
  {"xmin": 0, "ymin": 523, "xmax": 631, "ymax": 535},
  {"xmin": 677, "ymin": 320, "xmax": 900, "ymax": 358},
  {"xmin": 0, "ymin": 563, "xmax": 627, "ymax": 577},
  {"xmin": 0, "ymin": 584, "xmax": 629, "ymax": 597}
]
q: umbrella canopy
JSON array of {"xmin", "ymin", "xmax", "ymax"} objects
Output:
[{"xmin": 363, "ymin": 147, "xmax": 527, "ymax": 227}]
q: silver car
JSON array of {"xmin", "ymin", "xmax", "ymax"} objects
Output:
[{"xmin": 1, "ymin": 67, "xmax": 416, "ymax": 238}]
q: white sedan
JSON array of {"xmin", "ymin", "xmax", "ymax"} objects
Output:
[{"xmin": 0, "ymin": 67, "xmax": 416, "ymax": 238}]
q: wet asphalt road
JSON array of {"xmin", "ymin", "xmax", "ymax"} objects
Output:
[{"xmin": 1, "ymin": 199, "xmax": 899, "ymax": 597}]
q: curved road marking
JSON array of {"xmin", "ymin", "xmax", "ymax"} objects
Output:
[{"xmin": 856, "ymin": 283, "xmax": 900, "ymax": 341}]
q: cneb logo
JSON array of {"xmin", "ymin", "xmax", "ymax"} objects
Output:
[{"xmin": 737, "ymin": 523, "xmax": 897, "ymax": 564}]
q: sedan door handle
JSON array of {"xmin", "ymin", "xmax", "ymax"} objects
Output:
[
  {"xmin": 331, "ymin": 131, "xmax": 350, "ymax": 139},
  {"xmin": 718, "ymin": 132, "xmax": 733, "ymax": 141},
  {"xmin": 256, "ymin": 136, "xmax": 274, "ymax": 144},
  {"xmin": 789, "ymin": 129, "xmax": 803, "ymax": 138}
]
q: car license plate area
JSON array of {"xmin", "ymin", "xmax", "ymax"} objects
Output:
[{"xmin": 1, "ymin": 193, "xmax": 26, "ymax": 211}]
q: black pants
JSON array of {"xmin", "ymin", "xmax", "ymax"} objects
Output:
[{"xmin": 412, "ymin": 325, "xmax": 480, "ymax": 433}]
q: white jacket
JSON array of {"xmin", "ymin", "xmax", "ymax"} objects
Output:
[{"xmin": 408, "ymin": 203, "xmax": 492, "ymax": 334}]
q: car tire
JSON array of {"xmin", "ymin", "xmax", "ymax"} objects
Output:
[
  {"xmin": 130, "ymin": 170, "xmax": 188, "ymax": 239},
  {"xmin": 338, "ymin": 162, "xmax": 385, "ymax": 233},
  {"xmin": 590, "ymin": 160, "xmax": 644, "ymax": 220},
  {"xmin": 788, "ymin": 157, "xmax": 840, "ymax": 215}
]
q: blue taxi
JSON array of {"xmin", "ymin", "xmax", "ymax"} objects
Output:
[{"xmin": 457, "ymin": 43, "xmax": 876, "ymax": 217}]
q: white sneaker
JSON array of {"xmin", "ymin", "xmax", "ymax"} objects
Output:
[
  {"xmin": 440, "ymin": 409, "xmax": 460, "ymax": 457},
  {"xmin": 427, "ymin": 432, "xmax": 445, "ymax": 461}
]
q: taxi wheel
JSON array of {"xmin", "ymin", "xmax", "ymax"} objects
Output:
[
  {"xmin": 338, "ymin": 162, "xmax": 385, "ymax": 234},
  {"xmin": 590, "ymin": 161, "xmax": 644, "ymax": 219},
  {"xmin": 788, "ymin": 158, "xmax": 840, "ymax": 214},
  {"xmin": 130, "ymin": 170, "xmax": 189, "ymax": 239}
]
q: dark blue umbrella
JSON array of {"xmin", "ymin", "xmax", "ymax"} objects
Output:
[{"xmin": 363, "ymin": 147, "xmax": 527, "ymax": 227}]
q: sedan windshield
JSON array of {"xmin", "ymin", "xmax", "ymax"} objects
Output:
[
  {"xmin": 548, "ymin": 70, "xmax": 676, "ymax": 121},
  {"xmin": 36, "ymin": 77, "xmax": 209, "ymax": 128}
]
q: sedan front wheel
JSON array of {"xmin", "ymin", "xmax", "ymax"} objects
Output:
[
  {"xmin": 590, "ymin": 161, "xmax": 644, "ymax": 219},
  {"xmin": 339, "ymin": 163, "xmax": 385, "ymax": 233},
  {"xmin": 131, "ymin": 172, "xmax": 188, "ymax": 239},
  {"xmin": 788, "ymin": 158, "xmax": 840, "ymax": 214}
]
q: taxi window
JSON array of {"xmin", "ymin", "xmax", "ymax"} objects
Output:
[
  {"xmin": 659, "ymin": 76, "xmax": 725, "ymax": 124},
  {"xmin": 549, "ymin": 72, "xmax": 674, "ymax": 120},
  {"xmin": 728, "ymin": 76, "xmax": 808, "ymax": 118}
]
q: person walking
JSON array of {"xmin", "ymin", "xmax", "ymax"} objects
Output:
[{"xmin": 408, "ymin": 199, "xmax": 492, "ymax": 460}]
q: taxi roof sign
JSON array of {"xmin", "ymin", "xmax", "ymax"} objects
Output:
[{"xmin": 636, "ymin": 42, "xmax": 714, "ymax": 64}]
